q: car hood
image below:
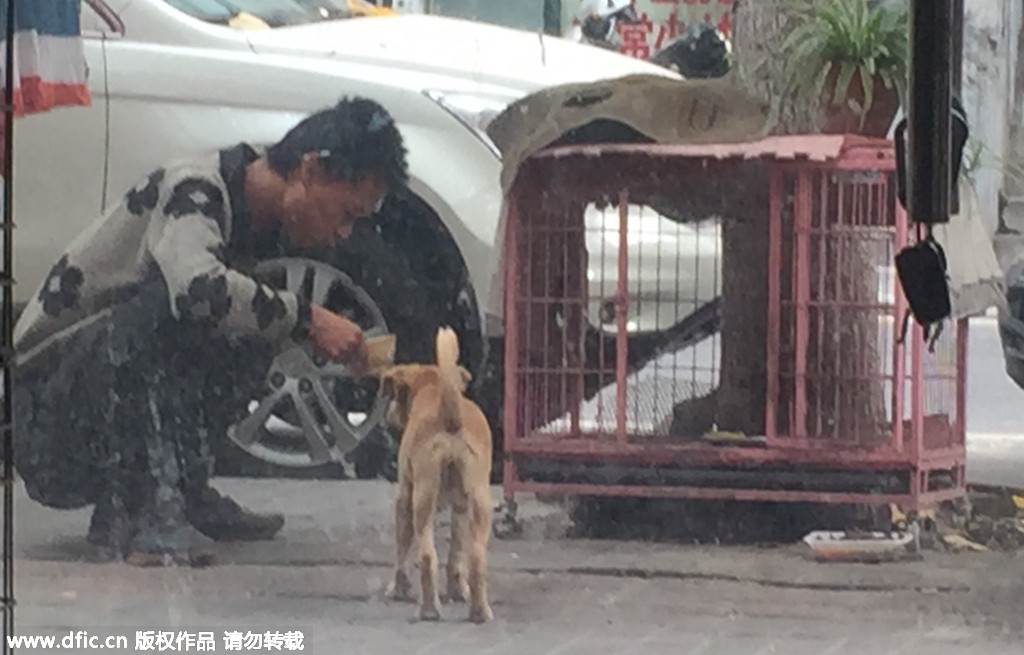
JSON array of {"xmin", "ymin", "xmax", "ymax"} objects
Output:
[{"xmin": 242, "ymin": 14, "xmax": 679, "ymax": 95}]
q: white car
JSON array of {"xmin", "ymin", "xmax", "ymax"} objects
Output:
[{"xmin": 14, "ymin": 0, "xmax": 696, "ymax": 477}]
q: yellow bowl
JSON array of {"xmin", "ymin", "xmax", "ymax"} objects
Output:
[{"xmin": 365, "ymin": 334, "xmax": 396, "ymax": 375}]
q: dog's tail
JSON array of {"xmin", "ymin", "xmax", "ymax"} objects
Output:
[{"xmin": 436, "ymin": 326, "xmax": 463, "ymax": 434}]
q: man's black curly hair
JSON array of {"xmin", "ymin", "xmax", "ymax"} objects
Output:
[{"xmin": 266, "ymin": 96, "xmax": 409, "ymax": 190}]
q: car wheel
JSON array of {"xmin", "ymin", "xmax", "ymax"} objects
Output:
[
  {"xmin": 212, "ymin": 195, "xmax": 485, "ymax": 482},
  {"xmin": 212, "ymin": 256, "xmax": 397, "ymax": 480}
]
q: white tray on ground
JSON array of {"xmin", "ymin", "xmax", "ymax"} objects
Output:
[{"xmin": 802, "ymin": 530, "xmax": 916, "ymax": 560}]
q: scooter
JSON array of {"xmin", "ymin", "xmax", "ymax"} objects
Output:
[
  {"xmin": 563, "ymin": 0, "xmax": 641, "ymax": 51},
  {"xmin": 650, "ymin": 21, "xmax": 731, "ymax": 79},
  {"xmin": 564, "ymin": 0, "xmax": 731, "ymax": 79}
]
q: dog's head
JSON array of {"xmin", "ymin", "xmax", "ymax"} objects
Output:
[{"xmin": 378, "ymin": 363, "xmax": 472, "ymax": 432}]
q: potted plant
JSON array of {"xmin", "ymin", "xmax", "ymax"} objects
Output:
[{"xmin": 780, "ymin": 0, "xmax": 909, "ymax": 136}]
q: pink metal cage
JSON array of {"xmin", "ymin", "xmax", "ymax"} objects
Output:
[{"xmin": 501, "ymin": 135, "xmax": 966, "ymax": 512}]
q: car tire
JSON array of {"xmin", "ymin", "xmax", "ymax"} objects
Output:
[{"xmin": 212, "ymin": 194, "xmax": 486, "ymax": 482}]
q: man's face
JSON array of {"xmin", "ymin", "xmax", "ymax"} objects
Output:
[{"xmin": 283, "ymin": 154, "xmax": 387, "ymax": 247}]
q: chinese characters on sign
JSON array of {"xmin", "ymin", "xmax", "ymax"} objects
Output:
[
  {"xmin": 618, "ymin": 0, "xmax": 734, "ymax": 61},
  {"xmin": 134, "ymin": 630, "xmax": 306, "ymax": 651}
]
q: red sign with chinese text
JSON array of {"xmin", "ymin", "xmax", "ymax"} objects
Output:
[{"xmin": 618, "ymin": 0, "xmax": 733, "ymax": 60}]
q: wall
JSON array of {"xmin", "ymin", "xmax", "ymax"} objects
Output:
[
  {"xmin": 961, "ymin": 0, "xmax": 1017, "ymax": 241},
  {"xmin": 997, "ymin": 0, "xmax": 1024, "ymax": 235}
]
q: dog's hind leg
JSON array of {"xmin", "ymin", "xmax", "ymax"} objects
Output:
[
  {"xmin": 467, "ymin": 487, "xmax": 494, "ymax": 624},
  {"xmin": 413, "ymin": 462, "xmax": 442, "ymax": 621},
  {"xmin": 444, "ymin": 496, "xmax": 471, "ymax": 604},
  {"xmin": 386, "ymin": 474, "xmax": 415, "ymax": 602}
]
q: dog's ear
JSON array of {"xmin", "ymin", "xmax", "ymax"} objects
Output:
[
  {"xmin": 379, "ymin": 370, "xmax": 397, "ymax": 399},
  {"xmin": 457, "ymin": 366, "xmax": 472, "ymax": 391},
  {"xmin": 379, "ymin": 368, "xmax": 412, "ymax": 430},
  {"xmin": 380, "ymin": 368, "xmax": 411, "ymax": 407}
]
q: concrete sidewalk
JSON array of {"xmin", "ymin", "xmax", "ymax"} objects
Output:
[{"xmin": 15, "ymin": 478, "xmax": 1024, "ymax": 654}]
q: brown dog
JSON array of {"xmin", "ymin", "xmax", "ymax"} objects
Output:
[{"xmin": 380, "ymin": 327, "xmax": 494, "ymax": 623}]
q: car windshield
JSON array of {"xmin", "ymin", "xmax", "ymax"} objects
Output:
[{"xmin": 163, "ymin": 0, "xmax": 384, "ymax": 26}]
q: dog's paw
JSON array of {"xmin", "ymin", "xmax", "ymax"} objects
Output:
[
  {"xmin": 492, "ymin": 515, "xmax": 524, "ymax": 540},
  {"xmin": 385, "ymin": 577, "xmax": 415, "ymax": 603},
  {"xmin": 468, "ymin": 604, "xmax": 494, "ymax": 624},
  {"xmin": 418, "ymin": 606, "xmax": 442, "ymax": 622},
  {"xmin": 442, "ymin": 584, "xmax": 470, "ymax": 604}
]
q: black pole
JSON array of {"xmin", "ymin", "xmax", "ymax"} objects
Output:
[
  {"xmin": 2, "ymin": 0, "xmax": 13, "ymax": 650},
  {"xmin": 908, "ymin": 0, "xmax": 953, "ymax": 225},
  {"xmin": 950, "ymin": 0, "xmax": 964, "ymax": 214},
  {"xmin": 951, "ymin": 0, "xmax": 963, "ymax": 97}
]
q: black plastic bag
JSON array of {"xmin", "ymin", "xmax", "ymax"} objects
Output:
[{"xmin": 895, "ymin": 226, "xmax": 951, "ymax": 352}]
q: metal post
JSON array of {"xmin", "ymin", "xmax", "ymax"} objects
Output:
[
  {"xmin": 907, "ymin": 0, "xmax": 953, "ymax": 225},
  {"xmin": 950, "ymin": 0, "xmax": 964, "ymax": 213},
  {"xmin": 614, "ymin": 190, "xmax": 629, "ymax": 442},
  {"xmin": 2, "ymin": 0, "xmax": 14, "ymax": 650},
  {"xmin": 950, "ymin": 0, "xmax": 963, "ymax": 97}
]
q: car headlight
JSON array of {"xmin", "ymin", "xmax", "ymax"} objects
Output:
[{"xmin": 424, "ymin": 90, "xmax": 516, "ymax": 159}]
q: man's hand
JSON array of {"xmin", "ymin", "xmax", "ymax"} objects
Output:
[{"xmin": 308, "ymin": 304, "xmax": 368, "ymax": 374}]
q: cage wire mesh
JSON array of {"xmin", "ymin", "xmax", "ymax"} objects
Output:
[
  {"xmin": 774, "ymin": 169, "xmax": 899, "ymax": 446},
  {"xmin": 516, "ymin": 189, "xmax": 723, "ymax": 439},
  {"xmin": 511, "ymin": 151, "xmax": 963, "ymax": 453},
  {"xmin": 901, "ymin": 219, "xmax": 963, "ymax": 453},
  {"xmin": 503, "ymin": 138, "xmax": 967, "ymax": 511},
  {"xmin": 771, "ymin": 167, "xmax": 962, "ymax": 451},
  {"xmin": 554, "ymin": 203, "xmax": 719, "ymax": 435}
]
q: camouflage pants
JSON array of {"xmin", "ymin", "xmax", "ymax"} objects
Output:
[{"xmin": 13, "ymin": 281, "xmax": 274, "ymax": 530}]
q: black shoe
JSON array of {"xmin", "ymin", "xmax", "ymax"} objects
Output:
[
  {"xmin": 125, "ymin": 519, "xmax": 215, "ymax": 568},
  {"xmin": 86, "ymin": 498, "xmax": 113, "ymax": 547},
  {"xmin": 186, "ymin": 487, "xmax": 284, "ymax": 542},
  {"xmin": 87, "ymin": 495, "xmax": 138, "ymax": 555}
]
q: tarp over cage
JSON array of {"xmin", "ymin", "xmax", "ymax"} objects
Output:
[{"xmin": 483, "ymin": 74, "xmax": 773, "ymax": 332}]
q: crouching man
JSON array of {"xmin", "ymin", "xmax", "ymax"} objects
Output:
[{"xmin": 13, "ymin": 96, "xmax": 408, "ymax": 566}]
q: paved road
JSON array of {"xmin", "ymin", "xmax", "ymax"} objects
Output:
[
  {"xmin": 15, "ymin": 479, "xmax": 1024, "ymax": 655},
  {"xmin": 10, "ymin": 320, "xmax": 1024, "ymax": 655},
  {"xmin": 965, "ymin": 317, "xmax": 1024, "ymax": 487}
]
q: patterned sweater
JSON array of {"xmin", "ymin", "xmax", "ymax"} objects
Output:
[{"xmin": 14, "ymin": 143, "xmax": 311, "ymax": 364}]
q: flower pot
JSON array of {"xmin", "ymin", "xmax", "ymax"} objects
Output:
[{"xmin": 819, "ymin": 67, "xmax": 901, "ymax": 137}]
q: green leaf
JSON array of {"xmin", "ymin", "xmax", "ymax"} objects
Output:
[
  {"xmin": 812, "ymin": 60, "xmax": 835, "ymax": 106},
  {"xmin": 833, "ymin": 62, "xmax": 858, "ymax": 106},
  {"xmin": 878, "ymin": 69, "xmax": 894, "ymax": 89},
  {"xmin": 859, "ymin": 63, "xmax": 874, "ymax": 125},
  {"xmin": 777, "ymin": 0, "xmax": 907, "ymax": 126}
]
